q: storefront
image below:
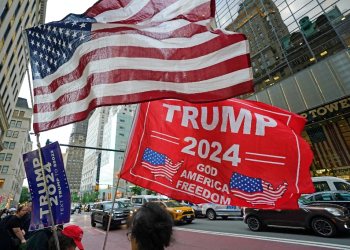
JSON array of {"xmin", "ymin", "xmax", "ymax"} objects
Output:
[{"xmin": 300, "ymin": 97, "xmax": 350, "ymax": 181}]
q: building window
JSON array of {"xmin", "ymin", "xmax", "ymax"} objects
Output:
[
  {"xmin": 119, "ymin": 133, "xmax": 124, "ymax": 136},
  {"xmin": 16, "ymin": 121, "xmax": 22, "ymax": 127},
  {"xmin": 10, "ymin": 120, "xmax": 16, "ymax": 127},
  {"xmin": 12, "ymin": 131, "xmax": 19, "ymax": 138},
  {"xmin": 266, "ymin": 60, "xmax": 271, "ymax": 66},
  {"xmin": 260, "ymin": 65, "xmax": 265, "ymax": 70},
  {"xmin": 1, "ymin": 166, "xmax": 9, "ymax": 173},
  {"xmin": 3, "ymin": 141, "xmax": 8, "ymax": 149},
  {"xmin": 257, "ymin": 26, "xmax": 260, "ymax": 31},
  {"xmin": 120, "ymin": 119, "xmax": 125, "ymax": 122},
  {"xmin": 259, "ymin": 33, "xmax": 263, "ymax": 38},
  {"xmin": 19, "ymin": 111, "xmax": 25, "ymax": 117},
  {"xmin": 9, "ymin": 142, "xmax": 15, "ymax": 149},
  {"xmin": 0, "ymin": 154, "xmax": 5, "ymax": 161},
  {"xmin": 0, "ymin": 179, "xmax": 4, "ymax": 188},
  {"xmin": 5, "ymin": 154, "xmax": 12, "ymax": 161},
  {"xmin": 258, "ymin": 57, "xmax": 262, "ymax": 63},
  {"xmin": 252, "ymin": 61, "xmax": 256, "ymax": 67},
  {"xmin": 6, "ymin": 130, "xmax": 13, "ymax": 137}
]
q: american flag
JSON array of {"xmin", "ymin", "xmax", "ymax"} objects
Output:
[
  {"xmin": 306, "ymin": 123, "xmax": 350, "ymax": 169},
  {"xmin": 141, "ymin": 148, "xmax": 183, "ymax": 183},
  {"xmin": 230, "ymin": 173, "xmax": 288, "ymax": 206},
  {"xmin": 25, "ymin": 0, "xmax": 254, "ymax": 133}
]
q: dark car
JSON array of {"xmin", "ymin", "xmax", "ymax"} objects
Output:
[
  {"xmin": 243, "ymin": 197, "xmax": 350, "ymax": 237},
  {"xmin": 91, "ymin": 201, "xmax": 130, "ymax": 230},
  {"xmin": 304, "ymin": 191, "xmax": 350, "ymax": 210}
]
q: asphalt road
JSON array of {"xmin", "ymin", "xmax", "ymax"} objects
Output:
[{"xmin": 69, "ymin": 212, "xmax": 350, "ymax": 250}]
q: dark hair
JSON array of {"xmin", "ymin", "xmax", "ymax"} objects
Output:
[
  {"xmin": 128, "ymin": 202, "xmax": 174, "ymax": 250},
  {"xmin": 48, "ymin": 231, "xmax": 76, "ymax": 250},
  {"xmin": 17, "ymin": 206, "xmax": 26, "ymax": 213}
]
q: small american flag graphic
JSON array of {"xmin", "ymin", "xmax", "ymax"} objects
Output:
[
  {"xmin": 141, "ymin": 148, "xmax": 183, "ymax": 183},
  {"xmin": 230, "ymin": 173, "xmax": 288, "ymax": 206}
]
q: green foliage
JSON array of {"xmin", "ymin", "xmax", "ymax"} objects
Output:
[
  {"xmin": 71, "ymin": 193, "xmax": 79, "ymax": 203},
  {"xmin": 130, "ymin": 186, "xmax": 144, "ymax": 195},
  {"xmin": 19, "ymin": 187, "xmax": 30, "ymax": 204},
  {"xmin": 81, "ymin": 191, "xmax": 100, "ymax": 204},
  {"xmin": 146, "ymin": 190, "xmax": 157, "ymax": 195}
]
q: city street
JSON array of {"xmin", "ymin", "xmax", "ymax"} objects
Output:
[{"xmin": 68, "ymin": 212, "xmax": 350, "ymax": 250}]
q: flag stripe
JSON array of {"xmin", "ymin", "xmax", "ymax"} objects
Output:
[
  {"xmin": 323, "ymin": 124, "xmax": 343, "ymax": 166},
  {"xmin": 33, "ymin": 81, "xmax": 253, "ymax": 132},
  {"xmin": 33, "ymin": 68, "xmax": 252, "ymax": 121},
  {"xmin": 33, "ymin": 32, "xmax": 246, "ymax": 93},
  {"xmin": 91, "ymin": 22, "xmax": 209, "ymax": 40},
  {"xmin": 141, "ymin": 162, "xmax": 179, "ymax": 173},
  {"xmin": 84, "ymin": 0, "xmax": 133, "ymax": 18},
  {"xmin": 330, "ymin": 123, "xmax": 350, "ymax": 163},
  {"xmin": 34, "ymin": 54, "xmax": 250, "ymax": 110}
]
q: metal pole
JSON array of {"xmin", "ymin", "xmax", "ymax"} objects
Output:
[
  {"xmin": 21, "ymin": 27, "xmax": 60, "ymax": 250},
  {"xmin": 59, "ymin": 143, "xmax": 124, "ymax": 153},
  {"xmin": 315, "ymin": 0, "xmax": 348, "ymax": 49}
]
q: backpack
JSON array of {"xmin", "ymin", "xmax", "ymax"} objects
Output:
[{"xmin": 0, "ymin": 214, "xmax": 14, "ymax": 229}]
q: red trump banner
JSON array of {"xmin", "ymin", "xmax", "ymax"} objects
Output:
[{"xmin": 120, "ymin": 99, "xmax": 315, "ymax": 209}]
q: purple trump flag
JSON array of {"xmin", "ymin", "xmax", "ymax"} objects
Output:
[{"xmin": 23, "ymin": 142, "xmax": 70, "ymax": 230}]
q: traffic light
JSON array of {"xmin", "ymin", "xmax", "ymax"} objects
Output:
[
  {"xmin": 94, "ymin": 185, "xmax": 99, "ymax": 191},
  {"xmin": 107, "ymin": 185, "xmax": 110, "ymax": 189}
]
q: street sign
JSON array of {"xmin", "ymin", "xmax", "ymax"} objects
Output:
[
  {"xmin": 23, "ymin": 142, "xmax": 71, "ymax": 230},
  {"xmin": 120, "ymin": 99, "xmax": 314, "ymax": 209}
]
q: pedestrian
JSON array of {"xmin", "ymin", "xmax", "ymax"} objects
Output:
[
  {"xmin": 127, "ymin": 202, "xmax": 174, "ymax": 250},
  {"xmin": 22, "ymin": 206, "xmax": 31, "ymax": 240},
  {"xmin": 5, "ymin": 206, "xmax": 28, "ymax": 250},
  {"xmin": 1, "ymin": 208, "xmax": 9, "ymax": 220}
]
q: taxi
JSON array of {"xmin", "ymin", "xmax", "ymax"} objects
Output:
[{"xmin": 155, "ymin": 200, "xmax": 195, "ymax": 224}]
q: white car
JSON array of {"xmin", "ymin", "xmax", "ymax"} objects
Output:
[{"xmin": 202, "ymin": 204, "xmax": 242, "ymax": 220}]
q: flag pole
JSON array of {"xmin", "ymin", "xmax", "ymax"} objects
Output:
[
  {"xmin": 102, "ymin": 104, "xmax": 139, "ymax": 250},
  {"xmin": 21, "ymin": 27, "xmax": 61, "ymax": 250}
]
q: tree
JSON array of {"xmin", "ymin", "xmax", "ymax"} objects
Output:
[
  {"xmin": 71, "ymin": 193, "xmax": 79, "ymax": 203},
  {"xmin": 19, "ymin": 187, "xmax": 30, "ymax": 204},
  {"xmin": 130, "ymin": 186, "xmax": 144, "ymax": 195}
]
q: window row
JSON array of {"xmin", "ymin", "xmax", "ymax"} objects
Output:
[
  {"xmin": 0, "ymin": 153, "xmax": 12, "ymax": 161},
  {"xmin": 6, "ymin": 130, "xmax": 19, "ymax": 138},
  {"xmin": 10, "ymin": 120, "xmax": 22, "ymax": 127},
  {"xmin": 3, "ymin": 141, "xmax": 15, "ymax": 149},
  {"xmin": 13, "ymin": 110, "xmax": 25, "ymax": 117}
]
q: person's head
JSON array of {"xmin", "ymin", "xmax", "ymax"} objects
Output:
[
  {"xmin": 16, "ymin": 206, "xmax": 28, "ymax": 218},
  {"xmin": 26, "ymin": 205, "xmax": 32, "ymax": 214},
  {"xmin": 127, "ymin": 202, "xmax": 174, "ymax": 250},
  {"xmin": 49, "ymin": 225, "xmax": 84, "ymax": 250}
]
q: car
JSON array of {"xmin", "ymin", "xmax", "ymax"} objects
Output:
[
  {"xmin": 243, "ymin": 196, "xmax": 350, "ymax": 237},
  {"xmin": 91, "ymin": 201, "xmax": 130, "ymax": 230},
  {"xmin": 177, "ymin": 200, "xmax": 204, "ymax": 217},
  {"xmin": 312, "ymin": 176, "xmax": 350, "ymax": 192},
  {"xmin": 116, "ymin": 198, "xmax": 138, "ymax": 215},
  {"xmin": 131, "ymin": 195, "xmax": 161, "ymax": 207},
  {"xmin": 154, "ymin": 200, "xmax": 195, "ymax": 224},
  {"xmin": 202, "ymin": 204, "xmax": 242, "ymax": 220},
  {"xmin": 304, "ymin": 191, "xmax": 350, "ymax": 210},
  {"xmin": 84, "ymin": 203, "xmax": 95, "ymax": 212}
]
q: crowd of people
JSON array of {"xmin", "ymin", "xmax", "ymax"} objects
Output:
[
  {"xmin": 0, "ymin": 202, "xmax": 174, "ymax": 250},
  {"xmin": 0, "ymin": 206, "xmax": 84, "ymax": 250}
]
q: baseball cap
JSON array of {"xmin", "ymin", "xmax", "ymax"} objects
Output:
[
  {"xmin": 61, "ymin": 225, "xmax": 84, "ymax": 250},
  {"xmin": 9, "ymin": 208, "xmax": 16, "ymax": 212}
]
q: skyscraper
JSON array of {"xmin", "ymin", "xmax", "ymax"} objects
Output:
[
  {"xmin": 65, "ymin": 111, "xmax": 92, "ymax": 194},
  {"xmin": 80, "ymin": 107, "xmax": 111, "ymax": 194},
  {"xmin": 99, "ymin": 104, "xmax": 136, "ymax": 200},
  {"xmin": 0, "ymin": 97, "xmax": 32, "ymax": 208},
  {"xmin": 0, "ymin": 0, "xmax": 47, "ymax": 151},
  {"xmin": 216, "ymin": 0, "xmax": 350, "ymax": 180}
]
